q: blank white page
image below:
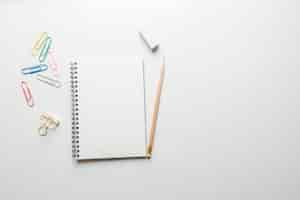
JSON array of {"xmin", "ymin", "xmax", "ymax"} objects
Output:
[{"xmin": 77, "ymin": 56, "xmax": 146, "ymax": 160}]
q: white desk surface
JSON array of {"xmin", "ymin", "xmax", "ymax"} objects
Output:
[{"xmin": 1, "ymin": 1, "xmax": 299, "ymax": 200}]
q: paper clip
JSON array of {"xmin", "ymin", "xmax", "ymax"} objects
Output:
[
  {"xmin": 48, "ymin": 50, "xmax": 59, "ymax": 76},
  {"xmin": 38, "ymin": 113, "xmax": 60, "ymax": 136},
  {"xmin": 32, "ymin": 32, "xmax": 48, "ymax": 56},
  {"xmin": 21, "ymin": 81, "xmax": 34, "ymax": 107},
  {"xmin": 21, "ymin": 64, "xmax": 48, "ymax": 75},
  {"xmin": 39, "ymin": 36, "xmax": 52, "ymax": 63},
  {"xmin": 36, "ymin": 74, "xmax": 62, "ymax": 88}
]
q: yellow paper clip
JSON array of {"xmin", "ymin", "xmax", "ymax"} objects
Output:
[
  {"xmin": 32, "ymin": 32, "xmax": 48, "ymax": 56},
  {"xmin": 38, "ymin": 113, "xmax": 60, "ymax": 136}
]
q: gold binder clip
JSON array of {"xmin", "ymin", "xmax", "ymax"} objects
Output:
[{"xmin": 38, "ymin": 113, "xmax": 60, "ymax": 136}]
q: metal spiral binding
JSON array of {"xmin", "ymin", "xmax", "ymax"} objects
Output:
[{"xmin": 70, "ymin": 61, "xmax": 80, "ymax": 158}]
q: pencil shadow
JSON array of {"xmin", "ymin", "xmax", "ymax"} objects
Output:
[{"xmin": 77, "ymin": 156, "xmax": 150, "ymax": 164}]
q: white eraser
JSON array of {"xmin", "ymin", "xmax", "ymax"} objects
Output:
[{"xmin": 139, "ymin": 32, "xmax": 159, "ymax": 53}]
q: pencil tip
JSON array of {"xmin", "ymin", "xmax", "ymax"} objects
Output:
[{"xmin": 146, "ymin": 153, "xmax": 152, "ymax": 159}]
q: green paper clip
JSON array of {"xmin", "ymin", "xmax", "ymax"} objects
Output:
[{"xmin": 39, "ymin": 36, "xmax": 52, "ymax": 63}]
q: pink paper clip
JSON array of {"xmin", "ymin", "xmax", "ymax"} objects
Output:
[
  {"xmin": 48, "ymin": 49, "xmax": 59, "ymax": 76},
  {"xmin": 21, "ymin": 81, "xmax": 34, "ymax": 107}
]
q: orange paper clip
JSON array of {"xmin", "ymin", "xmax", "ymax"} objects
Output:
[{"xmin": 21, "ymin": 81, "xmax": 34, "ymax": 107}]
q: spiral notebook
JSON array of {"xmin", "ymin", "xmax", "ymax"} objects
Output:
[{"xmin": 70, "ymin": 56, "xmax": 149, "ymax": 160}]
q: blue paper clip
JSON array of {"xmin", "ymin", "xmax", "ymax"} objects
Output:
[
  {"xmin": 39, "ymin": 36, "xmax": 52, "ymax": 63},
  {"xmin": 21, "ymin": 64, "xmax": 48, "ymax": 75}
]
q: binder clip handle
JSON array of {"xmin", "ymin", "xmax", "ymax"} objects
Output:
[{"xmin": 38, "ymin": 123, "xmax": 49, "ymax": 136}]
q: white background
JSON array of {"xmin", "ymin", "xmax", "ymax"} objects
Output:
[{"xmin": 0, "ymin": 0, "xmax": 299, "ymax": 199}]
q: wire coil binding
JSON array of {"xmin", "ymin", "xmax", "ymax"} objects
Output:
[{"xmin": 70, "ymin": 61, "xmax": 80, "ymax": 158}]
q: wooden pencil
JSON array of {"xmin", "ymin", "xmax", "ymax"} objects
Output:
[{"xmin": 147, "ymin": 57, "xmax": 165, "ymax": 157}]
